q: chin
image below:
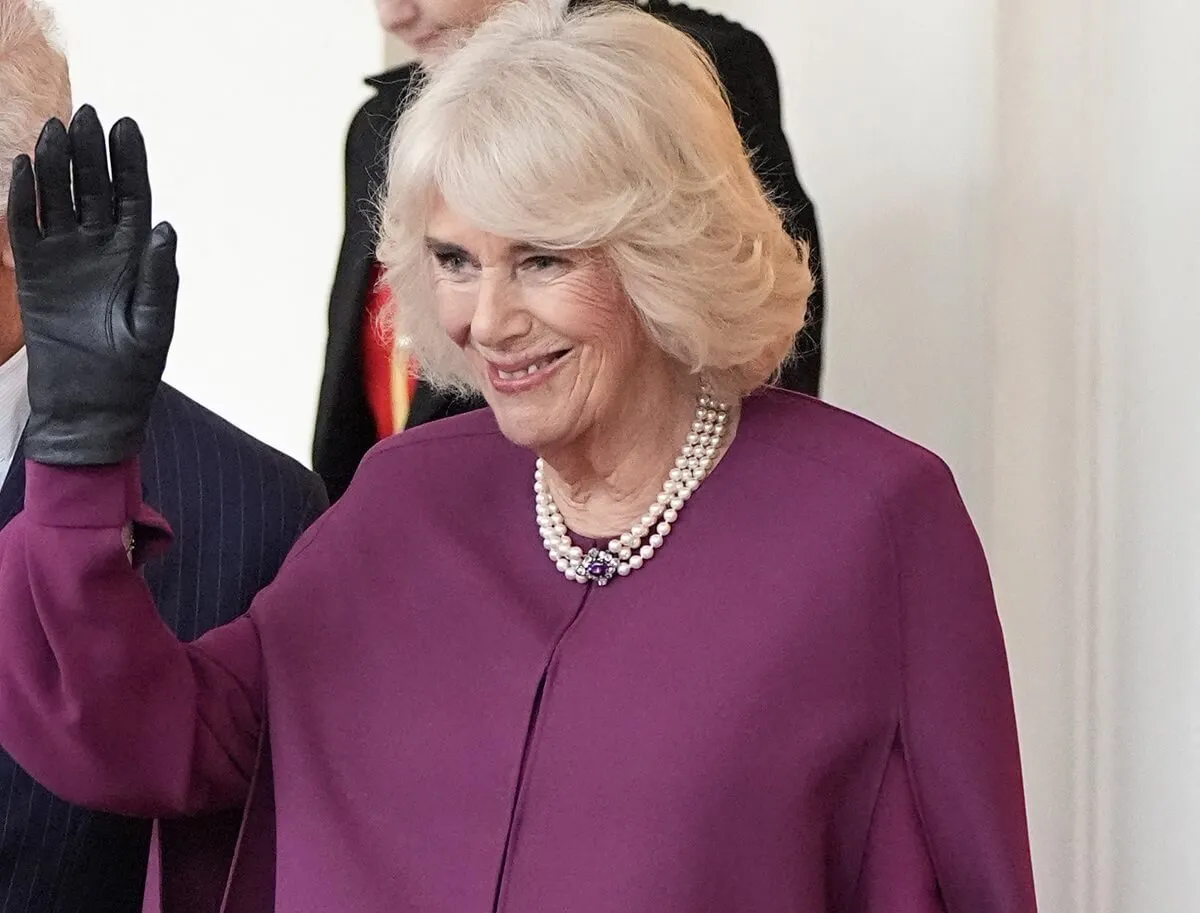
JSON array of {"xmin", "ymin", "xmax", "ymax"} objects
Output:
[{"xmin": 490, "ymin": 410, "xmax": 556, "ymax": 452}]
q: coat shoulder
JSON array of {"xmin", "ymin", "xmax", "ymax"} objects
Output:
[
  {"xmin": 647, "ymin": 0, "xmax": 775, "ymax": 64},
  {"xmin": 739, "ymin": 389, "xmax": 962, "ymax": 515}
]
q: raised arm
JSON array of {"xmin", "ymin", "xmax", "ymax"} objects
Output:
[{"xmin": 0, "ymin": 107, "xmax": 263, "ymax": 817}]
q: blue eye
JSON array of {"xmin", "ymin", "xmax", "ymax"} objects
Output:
[
  {"xmin": 433, "ymin": 251, "xmax": 468, "ymax": 272},
  {"xmin": 524, "ymin": 255, "xmax": 563, "ymax": 271}
]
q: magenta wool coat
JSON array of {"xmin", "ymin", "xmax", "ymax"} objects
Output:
[{"xmin": 0, "ymin": 390, "xmax": 1037, "ymax": 912}]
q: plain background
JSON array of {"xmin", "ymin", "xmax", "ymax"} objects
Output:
[{"xmin": 46, "ymin": 1, "xmax": 1200, "ymax": 911}]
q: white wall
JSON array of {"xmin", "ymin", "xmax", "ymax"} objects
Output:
[
  {"xmin": 706, "ymin": 2, "xmax": 1200, "ymax": 912},
  {"xmin": 1100, "ymin": 2, "xmax": 1200, "ymax": 909},
  {"xmin": 46, "ymin": 0, "xmax": 382, "ymax": 465}
]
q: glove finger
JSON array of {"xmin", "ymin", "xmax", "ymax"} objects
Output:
[
  {"xmin": 7, "ymin": 155, "xmax": 42, "ymax": 254},
  {"xmin": 32, "ymin": 118, "xmax": 75, "ymax": 236},
  {"xmin": 68, "ymin": 105, "xmax": 114, "ymax": 231},
  {"xmin": 110, "ymin": 118, "xmax": 151, "ymax": 241},
  {"xmin": 129, "ymin": 222, "xmax": 178, "ymax": 353}
]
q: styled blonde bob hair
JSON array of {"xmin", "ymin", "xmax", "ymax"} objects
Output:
[{"xmin": 377, "ymin": 0, "xmax": 813, "ymax": 399}]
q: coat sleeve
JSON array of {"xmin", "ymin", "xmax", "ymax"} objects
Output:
[
  {"xmin": 886, "ymin": 456, "xmax": 1039, "ymax": 911},
  {"xmin": 852, "ymin": 736, "xmax": 945, "ymax": 912},
  {"xmin": 0, "ymin": 459, "xmax": 265, "ymax": 818}
]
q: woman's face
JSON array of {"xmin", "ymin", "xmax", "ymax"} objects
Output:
[
  {"xmin": 375, "ymin": 0, "xmax": 501, "ymax": 59},
  {"xmin": 426, "ymin": 199, "xmax": 676, "ymax": 453}
]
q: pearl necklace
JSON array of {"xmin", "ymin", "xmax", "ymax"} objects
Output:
[{"xmin": 535, "ymin": 390, "xmax": 730, "ymax": 585}]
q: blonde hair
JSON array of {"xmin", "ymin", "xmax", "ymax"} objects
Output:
[
  {"xmin": 377, "ymin": 0, "xmax": 812, "ymax": 399},
  {"xmin": 0, "ymin": 0, "xmax": 71, "ymax": 217}
]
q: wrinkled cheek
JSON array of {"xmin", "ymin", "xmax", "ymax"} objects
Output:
[{"xmin": 434, "ymin": 291, "xmax": 473, "ymax": 349}]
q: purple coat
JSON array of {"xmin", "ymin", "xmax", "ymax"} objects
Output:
[{"xmin": 0, "ymin": 389, "xmax": 1037, "ymax": 912}]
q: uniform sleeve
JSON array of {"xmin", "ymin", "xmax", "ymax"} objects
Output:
[
  {"xmin": 717, "ymin": 28, "xmax": 825, "ymax": 396},
  {"xmin": 889, "ymin": 457, "xmax": 1039, "ymax": 911},
  {"xmin": 0, "ymin": 459, "xmax": 264, "ymax": 818}
]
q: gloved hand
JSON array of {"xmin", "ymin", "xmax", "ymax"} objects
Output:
[{"xmin": 7, "ymin": 105, "xmax": 178, "ymax": 466}]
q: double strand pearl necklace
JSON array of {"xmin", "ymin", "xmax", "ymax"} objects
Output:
[{"xmin": 534, "ymin": 390, "xmax": 730, "ymax": 586}]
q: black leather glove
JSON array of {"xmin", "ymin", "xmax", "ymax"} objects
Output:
[{"xmin": 8, "ymin": 105, "xmax": 178, "ymax": 466}]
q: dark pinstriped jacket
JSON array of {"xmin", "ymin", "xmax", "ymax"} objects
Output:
[{"xmin": 0, "ymin": 383, "xmax": 327, "ymax": 913}]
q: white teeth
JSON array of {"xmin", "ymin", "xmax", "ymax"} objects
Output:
[{"xmin": 497, "ymin": 357, "xmax": 556, "ymax": 381}]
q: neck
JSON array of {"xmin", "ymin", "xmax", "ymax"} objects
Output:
[{"xmin": 540, "ymin": 374, "xmax": 733, "ymax": 538}]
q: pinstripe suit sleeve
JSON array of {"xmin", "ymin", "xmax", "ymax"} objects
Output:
[{"xmin": 0, "ymin": 460, "xmax": 262, "ymax": 819}]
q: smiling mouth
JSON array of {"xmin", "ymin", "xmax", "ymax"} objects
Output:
[{"xmin": 495, "ymin": 350, "xmax": 571, "ymax": 381}]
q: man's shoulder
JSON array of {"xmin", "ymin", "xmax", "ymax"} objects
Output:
[
  {"xmin": 144, "ymin": 384, "xmax": 327, "ymax": 511},
  {"xmin": 646, "ymin": 0, "xmax": 773, "ymax": 64}
]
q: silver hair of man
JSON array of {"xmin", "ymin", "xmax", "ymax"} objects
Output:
[
  {"xmin": 377, "ymin": 0, "xmax": 814, "ymax": 401},
  {"xmin": 0, "ymin": 0, "xmax": 71, "ymax": 217}
]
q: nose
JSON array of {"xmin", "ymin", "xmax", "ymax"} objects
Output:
[{"xmin": 470, "ymin": 271, "xmax": 531, "ymax": 350}]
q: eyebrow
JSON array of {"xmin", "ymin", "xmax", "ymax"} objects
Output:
[{"xmin": 423, "ymin": 237, "xmax": 557, "ymax": 259}]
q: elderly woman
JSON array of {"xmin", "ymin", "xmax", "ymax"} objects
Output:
[{"xmin": 0, "ymin": 2, "xmax": 1037, "ymax": 912}]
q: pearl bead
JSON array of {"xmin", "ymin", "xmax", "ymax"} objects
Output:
[{"xmin": 534, "ymin": 387, "xmax": 727, "ymax": 585}]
